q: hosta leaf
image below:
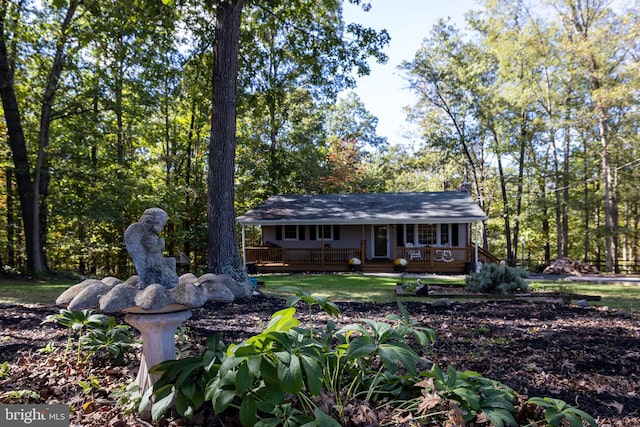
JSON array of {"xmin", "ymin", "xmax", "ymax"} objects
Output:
[
  {"xmin": 346, "ymin": 336, "xmax": 377, "ymax": 359},
  {"xmin": 452, "ymin": 386, "xmax": 480, "ymax": 410},
  {"xmin": 212, "ymin": 389, "xmax": 236, "ymax": 414},
  {"xmin": 378, "ymin": 342, "xmax": 420, "ymax": 374},
  {"xmin": 235, "ymin": 362, "xmax": 253, "ymax": 394},
  {"xmin": 482, "ymin": 407, "xmax": 517, "ymax": 427},
  {"xmin": 180, "ymin": 381, "xmax": 196, "ymax": 401},
  {"xmin": 175, "ymin": 390, "xmax": 192, "ymax": 418},
  {"xmin": 240, "ymin": 394, "xmax": 257, "ymax": 427},
  {"xmin": 151, "ymin": 387, "xmax": 176, "ymax": 422},
  {"xmin": 278, "ymin": 354, "xmax": 303, "ymax": 393},
  {"xmin": 301, "ymin": 354, "xmax": 323, "ymax": 396}
]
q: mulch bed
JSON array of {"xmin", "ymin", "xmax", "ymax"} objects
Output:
[{"xmin": 1, "ymin": 296, "xmax": 639, "ymax": 426}]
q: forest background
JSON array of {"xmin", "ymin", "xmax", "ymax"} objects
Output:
[{"xmin": 0, "ymin": 0, "xmax": 638, "ymax": 279}]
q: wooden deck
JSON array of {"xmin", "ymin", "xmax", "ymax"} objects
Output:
[{"xmin": 245, "ymin": 246, "xmax": 499, "ymax": 274}]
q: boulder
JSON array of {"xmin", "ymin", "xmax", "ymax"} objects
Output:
[
  {"xmin": 135, "ymin": 284, "xmax": 172, "ymax": 311},
  {"xmin": 179, "ymin": 273, "xmax": 198, "ymax": 286},
  {"xmin": 101, "ymin": 276, "xmax": 123, "ymax": 287},
  {"xmin": 197, "ymin": 274, "xmax": 251, "ymax": 299},
  {"xmin": 198, "ymin": 278, "xmax": 235, "ymax": 303},
  {"xmin": 67, "ymin": 282, "xmax": 113, "ymax": 310},
  {"xmin": 125, "ymin": 275, "xmax": 141, "ymax": 287},
  {"xmin": 171, "ymin": 282, "xmax": 208, "ymax": 307},
  {"xmin": 99, "ymin": 283, "xmax": 138, "ymax": 312},
  {"xmin": 56, "ymin": 279, "xmax": 105, "ymax": 305}
]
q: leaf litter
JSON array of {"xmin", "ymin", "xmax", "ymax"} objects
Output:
[{"xmin": 0, "ymin": 297, "xmax": 638, "ymax": 426}]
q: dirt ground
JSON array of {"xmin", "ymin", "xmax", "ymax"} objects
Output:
[{"xmin": 0, "ymin": 295, "xmax": 639, "ymax": 426}]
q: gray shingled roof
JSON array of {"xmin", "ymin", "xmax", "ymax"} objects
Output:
[{"xmin": 237, "ymin": 192, "xmax": 487, "ymax": 225}]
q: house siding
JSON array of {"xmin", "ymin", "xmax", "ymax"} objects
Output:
[{"xmin": 262, "ymin": 223, "xmax": 470, "ymax": 259}]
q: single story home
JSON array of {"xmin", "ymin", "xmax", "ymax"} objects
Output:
[{"xmin": 236, "ymin": 192, "xmax": 498, "ymax": 274}]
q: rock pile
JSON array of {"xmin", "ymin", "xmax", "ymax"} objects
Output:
[
  {"xmin": 56, "ymin": 273, "xmax": 252, "ymax": 313},
  {"xmin": 542, "ymin": 257, "xmax": 599, "ymax": 275}
]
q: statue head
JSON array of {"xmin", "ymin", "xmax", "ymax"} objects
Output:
[{"xmin": 140, "ymin": 208, "xmax": 168, "ymax": 234}]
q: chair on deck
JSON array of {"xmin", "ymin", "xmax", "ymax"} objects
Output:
[
  {"xmin": 435, "ymin": 249, "xmax": 453, "ymax": 262},
  {"xmin": 405, "ymin": 243, "xmax": 422, "ymax": 261}
]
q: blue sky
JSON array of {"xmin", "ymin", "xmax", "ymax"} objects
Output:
[{"xmin": 342, "ymin": 0, "xmax": 479, "ymax": 145}]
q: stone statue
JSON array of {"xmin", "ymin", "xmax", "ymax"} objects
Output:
[{"xmin": 124, "ymin": 208, "xmax": 179, "ymax": 289}]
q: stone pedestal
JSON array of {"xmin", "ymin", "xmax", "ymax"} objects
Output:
[{"xmin": 125, "ymin": 310, "xmax": 192, "ymax": 398}]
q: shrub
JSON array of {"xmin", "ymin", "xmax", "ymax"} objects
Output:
[
  {"xmin": 46, "ymin": 309, "xmax": 135, "ymax": 364},
  {"xmin": 466, "ymin": 263, "xmax": 528, "ymax": 294},
  {"xmin": 146, "ymin": 288, "xmax": 595, "ymax": 427}
]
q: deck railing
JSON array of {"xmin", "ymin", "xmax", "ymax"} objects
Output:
[
  {"xmin": 246, "ymin": 247, "xmax": 362, "ymax": 266},
  {"xmin": 394, "ymin": 246, "xmax": 499, "ymax": 265},
  {"xmin": 246, "ymin": 245, "xmax": 492, "ymax": 267},
  {"xmin": 394, "ymin": 246, "xmax": 470, "ymax": 266}
]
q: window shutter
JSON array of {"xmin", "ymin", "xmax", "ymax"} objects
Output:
[
  {"xmin": 299, "ymin": 225, "xmax": 305, "ymax": 240},
  {"xmin": 333, "ymin": 225, "xmax": 340, "ymax": 240},
  {"xmin": 396, "ymin": 225, "xmax": 404, "ymax": 246},
  {"xmin": 452, "ymin": 224, "xmax": 459, "ymax": 246},
  {"xmin": 309, "ymin": 226, "xmax": 316, "ymax": 240},
  {"xmin": 275, "ymin": 225, "xmax": 282, "ymax": 241}
]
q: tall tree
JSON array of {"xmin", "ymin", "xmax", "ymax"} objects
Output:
[
  {"xmin": 402, "ymin": 19, "xmax": 493, "ymax": 250},
  {"xmin": 552, "ymin": 0, "xmax": 633, "ymax": 272},
  {"xmin": 208, "ymin": 0, "xmax": 389, "ymax": 279},
  {"xmin": 0, "ymin": 0, "xmax": 80, "ymax": 273},
  {"xmin": 207, "ymin": 0, "xmax": 246, "ymax": 280}
]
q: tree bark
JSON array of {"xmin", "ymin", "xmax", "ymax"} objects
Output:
[
  {"xmin": 0, "ymin": 13, "xmax": 40, "ymax": 273},
  {"xmin": 0, "ymin": 2, "xmax": 78, "ymax": 273},
  {"xmin": 207, "ymin": 0, "xmax": 247, "ymax": 281}
]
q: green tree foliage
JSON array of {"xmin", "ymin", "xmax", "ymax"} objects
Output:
[
  {"xmin": 404, "ymin": 0, "xmax": 640, "ymax": 271},
  {"xmin": 1, "ymin": 0, "xmax": 638, "ymax": 276},
  {"xmin": 0, "ymin": 0, "xmax": 389, "ymax": 275}
]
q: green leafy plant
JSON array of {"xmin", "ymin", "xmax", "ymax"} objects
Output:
[
  {"xmin": 37, "ymin": 342, "xmax": 57, "ymax": 354},
  {"xmin": 278, "ymin": 286, "xmax": 340, "ymax": 334},
  {"xmin": 0, "ymin": 361, "xmax": 9, "ymax": 379},
  {"xmin": 78, "ymin": 375, "xmax": 101, "ymax": 395},
  {"xmin": 45, "ymin": 309, "xmax": 103, "ymax": 362},
  {"xmin": 150, "ymin": 293, "xmax": 435, "ymax": 426},
  {"xmin": 79, "ymin": 316, "xmax": 135, "ymax": 364},
  {"xmin": 46, "ymin": 309, "xmax": 134, "ymax": 363},
  {"xmin": 0, "ymin": 389, "xmax": 41, "ymax": 401},
  {"xmin": 148, "ymin": 292, "xmax": 596, "ymax": 427},
  {"xmin": 111, "ymin": 383, "xmax": 145, "ymax": 416},
  {"xmin": 422, "ymin": 364, "xmax": 518, "ymax": 426},
  {"xmin": 466, "ymin": 263, "xmax": 529, "ymax": 294},
  {"xmin": 148, "ymin": 333, "xmax": 226, "ymax": 421},
  {"xmin": 526, "ymin": 397, "xmax": 597, "ymax": 427}
]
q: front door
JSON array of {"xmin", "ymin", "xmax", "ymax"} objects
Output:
[{"xmin": 373, "ymin": 225, "xmax": 389, "ymax": 258}]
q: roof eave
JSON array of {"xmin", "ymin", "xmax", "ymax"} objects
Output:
[{"xmin": 237, "ymin": 217, "xmax": 487, "ymax": 225}]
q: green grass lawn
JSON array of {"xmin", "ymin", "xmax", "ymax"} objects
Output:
[
  {"xmin": 530, "ymin": 279, "xmax": 640, "ymax": 311},
  {"xmin": 258, "ymin": 274, "xmax": 464, "ymax": 303},
  {"xmin": 0, "ymin": 278, "xmax": 75, "ymax": 305},
  {"xmin": 1, "ymin": 273, "xmax": 638, "ymax": 312},
  {"xmin": 258, "ymin": 274, "xmax": 640, "ymax": 311}
]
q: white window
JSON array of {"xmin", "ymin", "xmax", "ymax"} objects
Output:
[
  {"xmin": 284, "ymin": 225, "xmax": 298, "ymax": 240},
  {"xmin": 440, "ymin": 224, "xmax": 450, "ymax": 246},
  {"xmin": 317, "ymin": 225, "xmax": 333, "ymax": 240},
  {"xmin": 417, "ymin": 224, "xmax": 437, "ymax": 245}
]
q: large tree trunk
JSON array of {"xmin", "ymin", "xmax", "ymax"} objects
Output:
[
  {"xmin": 0, "ymin": 15, "xmax": 42, "ymax": 273},
  {"xmin": 1, "ymin": 2, "xmax": 78, "ymax": 273},
  {"xmin": 207, "ymin": 0, "xmax": 247, "ymax": 282}
]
